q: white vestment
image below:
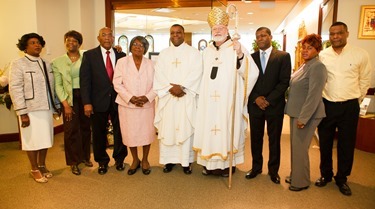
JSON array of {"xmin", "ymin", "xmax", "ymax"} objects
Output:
[
  {"xmin": 193, "ymin": 40, "xmax": 259, "ymax": 170},
  {"xmin": 154, "ymin": 42, "xmax": 203, "ymax": 166}
]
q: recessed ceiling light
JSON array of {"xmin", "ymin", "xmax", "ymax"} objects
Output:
[
  {"xmin": 152, "ymin": 8, "xmax": 175, "ymax": 13},
  {"xmin": 247, "ymin": 12, "xmax": 254, "ymax": 15},
  {"xmin": 242, "ymin": 0, "xmax": 252, "ymax": 4}
]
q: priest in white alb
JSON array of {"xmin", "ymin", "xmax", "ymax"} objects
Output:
[
  {"xmin": 154, "ymin": 24, "xmax": 203, "ymax": 174},
  {"xmin": 193, "ymin": 7, "xmax": 259, "ymax": 177}
]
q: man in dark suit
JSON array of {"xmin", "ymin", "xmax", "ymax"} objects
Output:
[
  {"xmin": 80, "ymin": 27, "xmax": 127, "ymax": 175},
  {"xmin": 246, "ymin": 27, "xmax": 291, "ymax": 184}
]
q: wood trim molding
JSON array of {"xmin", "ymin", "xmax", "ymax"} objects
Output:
[
  {"xmin": 106, "ymin": 0, "xmax": 228, "ymax": 28},
  {"xmin": 0, "ymin": 133, "xmax": 19, "ymax": 143},
  {"xmin": 109, "ymin": 0, "xmax": 225, "ymax": 10}
]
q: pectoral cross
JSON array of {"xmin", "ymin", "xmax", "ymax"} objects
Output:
[
  {"xmin": 176, "ymin": 127, "xmax": 180, "ymax": 132},
  {"xmin": 172, "ymin": 58, "xmax": 181, "ymax": 68},
  {"xmin": 211, "ymin": 125, "xmax": 221, "ymax": 135},
  {"xmin": 210, "ymin": 91, "xmax": 220, "ymax": 102}
]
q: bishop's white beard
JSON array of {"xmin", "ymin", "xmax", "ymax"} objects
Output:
[{"xmin": 212, "ymin": 34, "xmax": 227, "ymax": 42}]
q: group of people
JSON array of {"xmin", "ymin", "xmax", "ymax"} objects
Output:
[{"xmin": 8, "ymin": 7, "xmax": 372, "ymax": 197}]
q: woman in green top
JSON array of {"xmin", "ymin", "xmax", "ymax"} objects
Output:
[{"xmin": 52, "ymin": 30, "xmax": 93, "ymax": 175}]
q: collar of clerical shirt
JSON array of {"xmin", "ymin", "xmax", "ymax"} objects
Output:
[{"xmin": 210, "ymin": 39, "xmax": 233, "ymax": 80}]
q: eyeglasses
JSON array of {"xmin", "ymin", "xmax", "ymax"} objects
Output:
[{"xmin": 132, "ymin": 43, "xmax": 144, "ymax": 47}]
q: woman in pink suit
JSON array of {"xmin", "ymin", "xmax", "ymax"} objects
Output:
[{"xmin": 113, "ymin": 36, "xmax": 157, "ymax": 175}]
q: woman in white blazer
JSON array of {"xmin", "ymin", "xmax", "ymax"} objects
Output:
[
  {"xmin": 284, "ymin": 34, "xmax": 327, "ymax": 191},
  {"xmin": 9, "ymin": 33, "xmax": 60, "ymax": 183}
]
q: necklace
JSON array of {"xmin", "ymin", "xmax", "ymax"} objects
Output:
[{"xmin": 68, "ymin": 54, "xmax": 80, "ymax": 61}]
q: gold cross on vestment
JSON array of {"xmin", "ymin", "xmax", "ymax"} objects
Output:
[
  {"xmin": 211, "ymin": 125, "xmax": 221, "ymax": 135},
  {"xmin": 210, "ymin": 91, "xmax": 220, "ymax": 102},
  {"xmin": 172, "ymin": 58, "xmax": 181, "ymax": 68},
  {"xmin": 175, "ymin": 127, "xmax": 179, "ymax": 132}
]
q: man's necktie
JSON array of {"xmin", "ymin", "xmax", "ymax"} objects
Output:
[
  {"xmin": 106, "ymin": 51, "xmax": 114, "ymax": 81},
  {"xmin": 261, "ymin": 51, "xmax": 266, "ymax": 73}
]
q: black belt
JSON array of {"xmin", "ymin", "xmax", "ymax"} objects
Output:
[{"xmin": 323, "ymin": 98, "xmax": 357, "ymax": 104}]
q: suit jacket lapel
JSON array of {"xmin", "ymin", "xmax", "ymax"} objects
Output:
[
  {"xmin": 95, "ymin": 46, "xmax": 106, "ymax": 69},
  {"xmin": 252, "ymin": 51, "xmax": 263, "ymax": 74},
  {"xmin": 265, "ymin": 49, "xmax": 278, "ymax": 73}
]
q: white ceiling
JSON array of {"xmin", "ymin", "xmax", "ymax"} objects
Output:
[{"xmin": 115, "ymin": 0, "xmax": 300, "ymax": 35}]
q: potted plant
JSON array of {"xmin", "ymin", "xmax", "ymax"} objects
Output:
[
  {"xmin": 0, "ymin": 63, "xmax": 12, "ymax": 110},
  {"xmin": 252, "ymin": 40, "xmax": 281, "ymax": 51}
]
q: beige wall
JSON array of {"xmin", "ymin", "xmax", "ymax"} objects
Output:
[
  {"xmin": 0, "ymin": 0, "xmax": 105, "ymax": 134},
  {"xmin": 337, "ymin": 0, "xmax": 375, "ymax": 87},
  {"xmin": 0, "ymin": 0, "xmax": 38, "ymax": 134},
  {"xmin": 280, "ymin": 0, "xmax": 375, "ymax": 86}
]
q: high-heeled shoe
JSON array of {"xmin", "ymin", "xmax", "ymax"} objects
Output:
[
  {"xmin": 142, "ymin": 167, "xmax": 151, "ymax": 175},
  {"xmin": 38, "ymin": 165, "xmax": 53, "ymax": 178},
  {"xmin": 30, "ymin": 170, "xmax": 48, "ymax": 183},
  {"xmin": 127, "ymin": 162, "xmax": 140, "ymax": 175}
]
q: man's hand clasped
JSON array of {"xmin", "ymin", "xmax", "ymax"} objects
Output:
[
  {"xmin": 169, "ymin": 83, "xmax": 186, "ymax": 98},
  {"xmin": 84, "ymin": 104, "xmax": 93, "ymax": 118},
  {"xmin": 255, "ymin": 96, "xmax": 270, "ymax": 111}
]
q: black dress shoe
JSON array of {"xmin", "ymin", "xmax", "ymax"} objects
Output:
[
  {"xmin": 115, "ymin": 162, "xmax": 125, "ymax": 171},
  {"xmin": 220, "ymin": 167, "xmax": 236, "ymax": 177},
  {"xmin": 336, "ymin": 182, "xmax": 352, "ymax": 196},
  {"xmin": 127, "ymin": 163, "xmax": 140, "ymax": 175},
  {"xmin": 245, "ymin": 169, "xmax": 262, "ymax": 179},
  {"xmin": 71, "ymin": 165, "xmax": 81, "ymax": 175},
  {"xmin": 163, "ymin": 164, "xmax": 175, "ymax": 173},
  {"xmin": 98, "ymin": 164, "xmax": 108, "ymax": 175},
  {"xmin": 315, "ymin": 177, "xmax": 332, "ymax": 187},
  {"xmin": 270, "ymin": 174, "xmax": 280, "ymax": 184},
  {"xmin": 183, "ymin": 164, "xmax": 192, "ymax": 175},
  {"xmin": 285, "ymin": 176, "xmax": 291, "ymax": 184},
  {"xmin": 289, "ymin": 186, "xmax": 309, "ymax": 192}
]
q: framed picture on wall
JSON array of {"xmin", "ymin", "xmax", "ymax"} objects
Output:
[
  {"xmin": 358, "ymin": 5, "xmax": 375, "ymax": 39},
  {"xmin": 149, "ymin": 52, "xmax": 159, "ymax": 63}
]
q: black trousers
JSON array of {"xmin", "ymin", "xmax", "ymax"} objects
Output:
[
  {"xmin": 318, "ymin": 98, "xmax": 359, "ymax": 184},
  {"xmin": 249, "ymin": 113, "xmax": 284, "ymax": 175},
  {"xmin": 91, "ymin": 101, "xmax": 127, "ymax": 165},
  {"xmin": 63, "ymin": 89, "xmax": 91, "ymax": 166}
]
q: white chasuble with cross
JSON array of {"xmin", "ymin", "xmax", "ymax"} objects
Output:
[
  {"xmin": 193, "ymin": 40, "xmax": 259, "ymax": 170},
  {"xmin": 154, "ymin": 43, "xmax": 203, "ymax": 150}
]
